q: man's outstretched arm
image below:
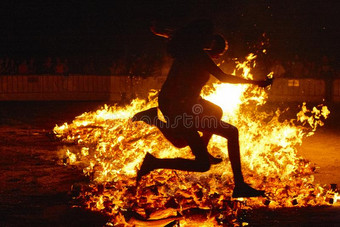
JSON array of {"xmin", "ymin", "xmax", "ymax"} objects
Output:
[{"xmin": 202, "ymin": 52, "xmax": 272, "ymax": 87}]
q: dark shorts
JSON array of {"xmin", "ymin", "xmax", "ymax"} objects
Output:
[{"xmin": 158, "ymin": 97, "xmax": 223, "ymax": 131}]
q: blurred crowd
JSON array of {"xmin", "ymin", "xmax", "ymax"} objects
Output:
[
  {"xmin": 0, "ymin": 54, "xmax": 337, "ymax": 78},
  {"xmin": 268, "ymin": 55, "xmax": 337, "ymax": 79},
  {"xmin": 0, "ymin": 54, "xmax": 164, "ymax": 77}
]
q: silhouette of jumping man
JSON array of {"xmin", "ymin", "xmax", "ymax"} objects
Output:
[
  {"xmin": 133, "ymin": 33, "xmax": 227, "ymax": 164},
  {"xmin": 134, "ymin": 19, "xmax": 271, "ymax": 198}
]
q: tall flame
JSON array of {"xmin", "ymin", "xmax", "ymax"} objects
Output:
[{"xmin": 54, "ymin": 54, "xmax": 334, "ymax": 225}]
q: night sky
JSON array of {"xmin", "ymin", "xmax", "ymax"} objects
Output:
[{"xmin": 0, "ymin": 0, "xmax": 338, "ymax": 61}]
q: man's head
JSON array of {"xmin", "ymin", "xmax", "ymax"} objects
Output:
[{"xmin": 206, "ymin": 34, "xmax": 228, "ymax": 59}]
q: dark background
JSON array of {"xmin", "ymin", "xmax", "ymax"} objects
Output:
[
  {"xmin": 0, "ymin": 2, "xmax": 340, "ymax": 226},
  {"xmin": 0, "ymin": 0, "xmax": 338, "ymax": 61}
]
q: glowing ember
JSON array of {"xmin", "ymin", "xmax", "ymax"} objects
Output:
[{"xmin": 54, "ymin": 54, "xmax": 334, "ymax": 225}]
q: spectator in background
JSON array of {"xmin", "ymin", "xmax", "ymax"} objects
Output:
[
  {"xmin": 70, "ymin": 58, "xmax": 82, "ymax": 74},
  {"xmin": 28, "ymin": 58, "xmax": 36, "ymax": 74},
  {"xmin": 284, "ymin": 59, "xmax": 292, "ymax": 77},
  {"xmin": 131, "ymin": 53, "xmax": 151, "ymax": 78},
  {"xmin": 291, "ymin": 54, "xmax": 304, "ymax": 78},
  {"xmin": 319, "ymin": 55, "xmax": 333, "ymax": 75},
  {"xmin": 116, "ymin": 57, "xmax": 128, "ymax": 75},
  {"xmin": 302, "ymin": 59, "xmax": 313, "ymax": 78},
  {"xmin": 7, "ymin": 59, "xmax": 16, "ymax": 74},
  {"xmin": 63, "ymin": 59, "xmax": 69, "ymax": 76},
  {"xmin": 18, "ymin": 60, "xmax": 29, "ymax": 74},
  {"xmin": 55, "ymin": 57, "xmax": 69, "ymax": 76},
  {"xmin": 0, "ymin": 58, "xmax": 4, "ymax": 74},
  {"xmin": 109, "ymin": 60, "xmax": 118, "ymax": 75},
  {"xmin": 83, "ymin": 57, "xmax": 96, "ymax": 75},
  {"xmin": 42, "ymin": 57, "xmax": 53, "ymax": 74},
  {"xmin": 128, "ymin": 54, "xmax": 138, "ymax": 76},
  {"xmin": 55, "ymin": 58, "xmax": 63, "ymax": 75},
  {"xmin": 150, "ymin": 53, "xmax": 163, "ymax": 77},
  {"xmin": 270, "ymin": 59, "xmax": 286, "ymax": 78},
  {"xmin": 3, "ymin": 57, "xmax": 11, "ymax": 75},
  {"xmin": 319, "ymin": 55, "xmax": 334, "ymax": 103}
]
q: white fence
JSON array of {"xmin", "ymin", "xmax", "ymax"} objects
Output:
[
  {"xmin": 0, "ymin": 74, "xmax": 339, "ymax": 102},
  {"xmin": 0, "ymin": 75, "xmax": 111, "ymax": 100},
  {"xmin": 269, "ymin": 78, "xmax": 325, "ymax": 102},
  {"xmin": 333, "ymin": 79, "xmax": 340, "ymax": 102}
]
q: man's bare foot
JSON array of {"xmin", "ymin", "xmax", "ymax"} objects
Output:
[
  {"xmin": 132, "ymin": 108, "xmax": 158, "ymax": 125},
  {"xmin": 208, "ymin": 153, "xmax": 222, "ymax": 164},
  {"xmin": 232, "ymin": 183, "xmax": 265, "ymax": 198},
  {"xmin": 136, "ymin": 153, "xmax": 156, "ymax": 185}
]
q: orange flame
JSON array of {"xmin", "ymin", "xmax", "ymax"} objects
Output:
[{"xmin": 54, "ymin": 54, "xmax": 334, "ymax": 225}]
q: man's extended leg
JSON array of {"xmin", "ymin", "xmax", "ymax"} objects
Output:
[
  {"xmin": 136, "ymin": 129, "xmax": 211, "ymax": 183},
  {"xmin": 199, "ymin": 120, "xmax": 265, "ymax": 198}
]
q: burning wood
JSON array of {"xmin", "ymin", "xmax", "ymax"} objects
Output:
[{"xmin": 53, "ymin": 54, "xmax": 335, "ymax": 225}]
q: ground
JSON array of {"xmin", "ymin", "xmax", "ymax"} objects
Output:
[{"xmin": 0, "ymin": 101, "xmax": 339, "ymax": 226}]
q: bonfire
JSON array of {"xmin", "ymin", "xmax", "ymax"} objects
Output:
[{"xmin": 53, "ymin": 54, "xmax": 337, "ymax": 226}]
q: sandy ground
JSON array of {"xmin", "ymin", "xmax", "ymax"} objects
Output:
[
  {"xmin": 298, "ymin": 128, "xmax": 340, "ymax": 188},
  {"xmin": 0, "ymin": 101, "xmax": 339, "ymax": 226}
]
